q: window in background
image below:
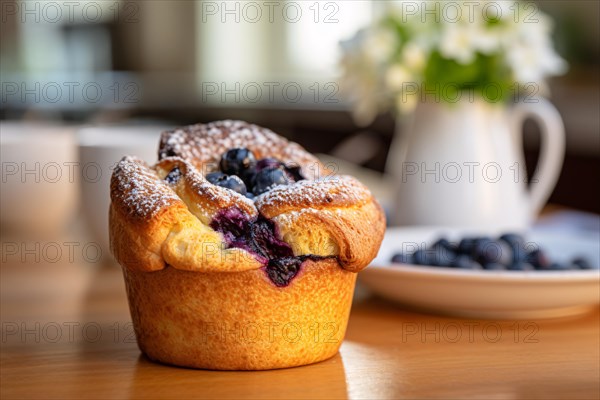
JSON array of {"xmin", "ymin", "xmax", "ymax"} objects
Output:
[
  {"xmin": 2, "ymin": 0, "xmax": 136, "ymax": 114},
  {"xmin": 195, "ymin": 0, "xmax": 374, "ymax": 108}
]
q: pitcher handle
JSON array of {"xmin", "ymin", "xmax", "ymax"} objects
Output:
[{"xmin": 512, "ymin": 98, "xmax": 565, "ymax": 217}]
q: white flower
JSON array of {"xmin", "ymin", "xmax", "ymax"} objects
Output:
[
  {"xmin": 504, "ymin": 12, "xmax": 567, "ymax": 84},
  {"xmin": 364, "ymin": 27, "xmax": 397, "ymax": 64},
  {"xmin": 506, "ymin": 44, "xmax": 541, "ymax": 82},
  {"xmin": 440, "ymin": 16, "xmax": 504, "ymax": 63},
  {"xmin": 439, "ymin": 22, "xmax": 478, "ymax": 64},
  {"xmin": 472, "ymin": 24, "xmax": 502, "ymax": 54},
  {"xmin": 338, "ymin": 0, "xmax": 567, "ymax": 122},
  {"xmin": 402, "ymin": 42, "xmax": 427, "ymax": 71},
  {"xmin": 507, "ymin": 42, "xmax": 567, "ymax": 84},
  {"xmin": 512, "ymin": 12, "xmax": 553, "ymax": 47},
  {"xmin": 386, "ymin": 64, "xmax": 412, "ymax": 90}
]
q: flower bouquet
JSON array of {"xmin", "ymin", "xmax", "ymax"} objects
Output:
[{"xmin": 339, "ymin": 1, "xmax": 567, "ymax": 125}]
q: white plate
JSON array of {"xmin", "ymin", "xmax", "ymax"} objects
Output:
[{"xmin": 360, "ymin": 227, "xmax": 600, "ymax": 319}]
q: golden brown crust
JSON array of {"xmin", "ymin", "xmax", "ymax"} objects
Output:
[
  {"xmin": 123, "ymin": 258, "xmax": 356, "ymax": 370},
  {"xmin": 257, "ymin": 177, "xmax": 386, "ymax": 272},
  {"xmin": 154, "ymin": 157, "xmax": 258, "ymax": 224},
  {"xmin": 109, "ymin": 157, "xmax": 190, "ymax": 272},
  {"xmin": 110, "ymin": 120, "xmax": 386, "ymax": 370},
  {"xmin": 110, "ymin": 156, "xmax": 262, "ymax": 273},
  {"xmin": 270, "ymin": 200, "xmax": 386, "ymax": 272},
  {"xmin": 110, "ymin": 122, "xmax": 385, "ymax": 275},
  {"xmin": 158, "ymin": 120, "xmax": 327, "ymax": 179},
  {"xmin": 255, "ymin": 176, "xmax": 372, "ymax": 217}
]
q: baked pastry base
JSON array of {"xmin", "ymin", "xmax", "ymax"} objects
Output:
[{"xmin": 123, "ymin": 258, "xmax": 356, "ymax": 370}]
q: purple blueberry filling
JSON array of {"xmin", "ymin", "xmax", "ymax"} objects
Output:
[
  {"xmin": 266, "ymin": 255, "xmax": 324, "ymax": 287},
  {"xmin": 248, "ymin": 218, "xmax": 293, "ymax": 260},
  {"xmin": 209, "ymin": 207, "xmax": 250, "ymax": 247},
  {"xmin": 266, "ymin": 257, "xmax": 303, "ymax": 287},
  {"xmin": 210, "ymin": 207, "xmax": 324, "ymax": 286}
]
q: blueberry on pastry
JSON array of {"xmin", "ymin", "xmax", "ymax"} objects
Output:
[{"xmin": 110, "ymin": 120, "xmax": 385, "ymax": 370}]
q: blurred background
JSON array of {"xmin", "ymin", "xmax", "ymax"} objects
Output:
[
  {"xmin": 1, "ymin": 0, "xmax": 598, "ymax": 216},
  {"xmin": 1, "ymin": 3, "xmax": 600, "ymax": 393},
  {"xmin": 1, "ymin": 0, "xmax": 599, "ymax": 281}
]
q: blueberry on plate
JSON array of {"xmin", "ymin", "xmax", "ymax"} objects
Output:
[
  {"xmin": 431, "ymin": 238, "xmax": 458, "ymax": 266},
  {"xmin": 507, "ymin": 262, "xmax": 535, "ymax": 271},
  {"xmin": 431, "ymin": 238, "xmax": 455, "ymax": 252},
  {"xmin": 472, "ymin": 238, "xmax": 503, "ymax": 265},
  {"xmin": 391, "ymin": 253, "xmax": 412, "ymax": 264},
  {"xmin": 165, "ymin": 167, "xmax": 182, "ymax": 184},
  {"xmin": 548, "ymin": 263, "xmax": 571, "ymax": 271},
  {"xmin": 214, "ymin": 175, "xmax": 247, "ymax": 195},
  {"xmin": 412, "ymin": 249, "xmax": 433, "ymax": 266},
  {"xmin": 431, "ymin": 246, "xmax": 456, "ymax": 267},
  {"xmin": 482, "ymin": 262, "xmax": 505, "ymax": 271},
  {"xmin": 571, "ymin": 257, "xmax": 595, "ymax": 270},
  {"xmin": 451, "ymin": 255, "xmax": 481, "ymax": 269},
  {"xmin": 499, "ymin": 233, "xmax": 526, "ymax": 263},
  {"xmin": 470, "ymin": 237, "xmax": 512, "ymax": 266},
  {"xmin": 457, "ymin": 237, "xmax": 478, "ymax": 255},
  {"xmin": 413, "ymin": 249, "xmax": 451, "ymax": 267},
  {"xmin": 220, "ymin": 148, "xmax": 257, "ymax": 176},
  {"xmin": 498, "ymin": 233, "xmax": 525, "ymax": 248},
  {"xmin": 494, "ymin": 240, "xmax": 513, "ymax": 266},
  {"xmin": 253, "ymin": 166, "xmax": 291, "ymax": 195},
  {"xmin": 527, "ymin": 249, "xmax": 551, "ymax": 270}
]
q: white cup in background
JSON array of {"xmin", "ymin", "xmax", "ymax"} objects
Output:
[
  {"xmin": 78, "ymin": 125, "xmax": 168, "ymax": 259},
  {"xmin": 1, "ymin": 122, "xmax": 78, "ymax": 235}
]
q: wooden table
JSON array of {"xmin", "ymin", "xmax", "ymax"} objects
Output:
[{"xmin": 1, "ymin": 236, "xmax": 599, "ymax": 399}]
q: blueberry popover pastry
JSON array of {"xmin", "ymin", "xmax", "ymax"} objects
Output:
[{"xmin": 110, "ymin": 120, "xmax": 385, "ymax": 370}]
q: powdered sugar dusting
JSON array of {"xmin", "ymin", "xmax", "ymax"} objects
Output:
[
  {"xmin": 273, "ymin": 207, "xmax": 336, "ymax": 224},
  {"xmin": 255, "ymin": 176, "xmax": 370, "ymax": 213},
  {"xmin": 178, "ymin": 158, "xmax": 257, "ymax": 221},
  {"xmin": 112, "ymin": 122, "xmax": 374, "ymax": 224},
  {"xmin": 111, "ymin": 156, "xmax": 181, "ymax": 220},
  {"xmin": 158, "ymin": 120, "xmax": 323, "ymax": 178}
]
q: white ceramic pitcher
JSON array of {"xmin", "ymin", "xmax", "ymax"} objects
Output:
[{"xmin": 387, "ymin": 97, "xmax": 565, "ymax": 231}]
